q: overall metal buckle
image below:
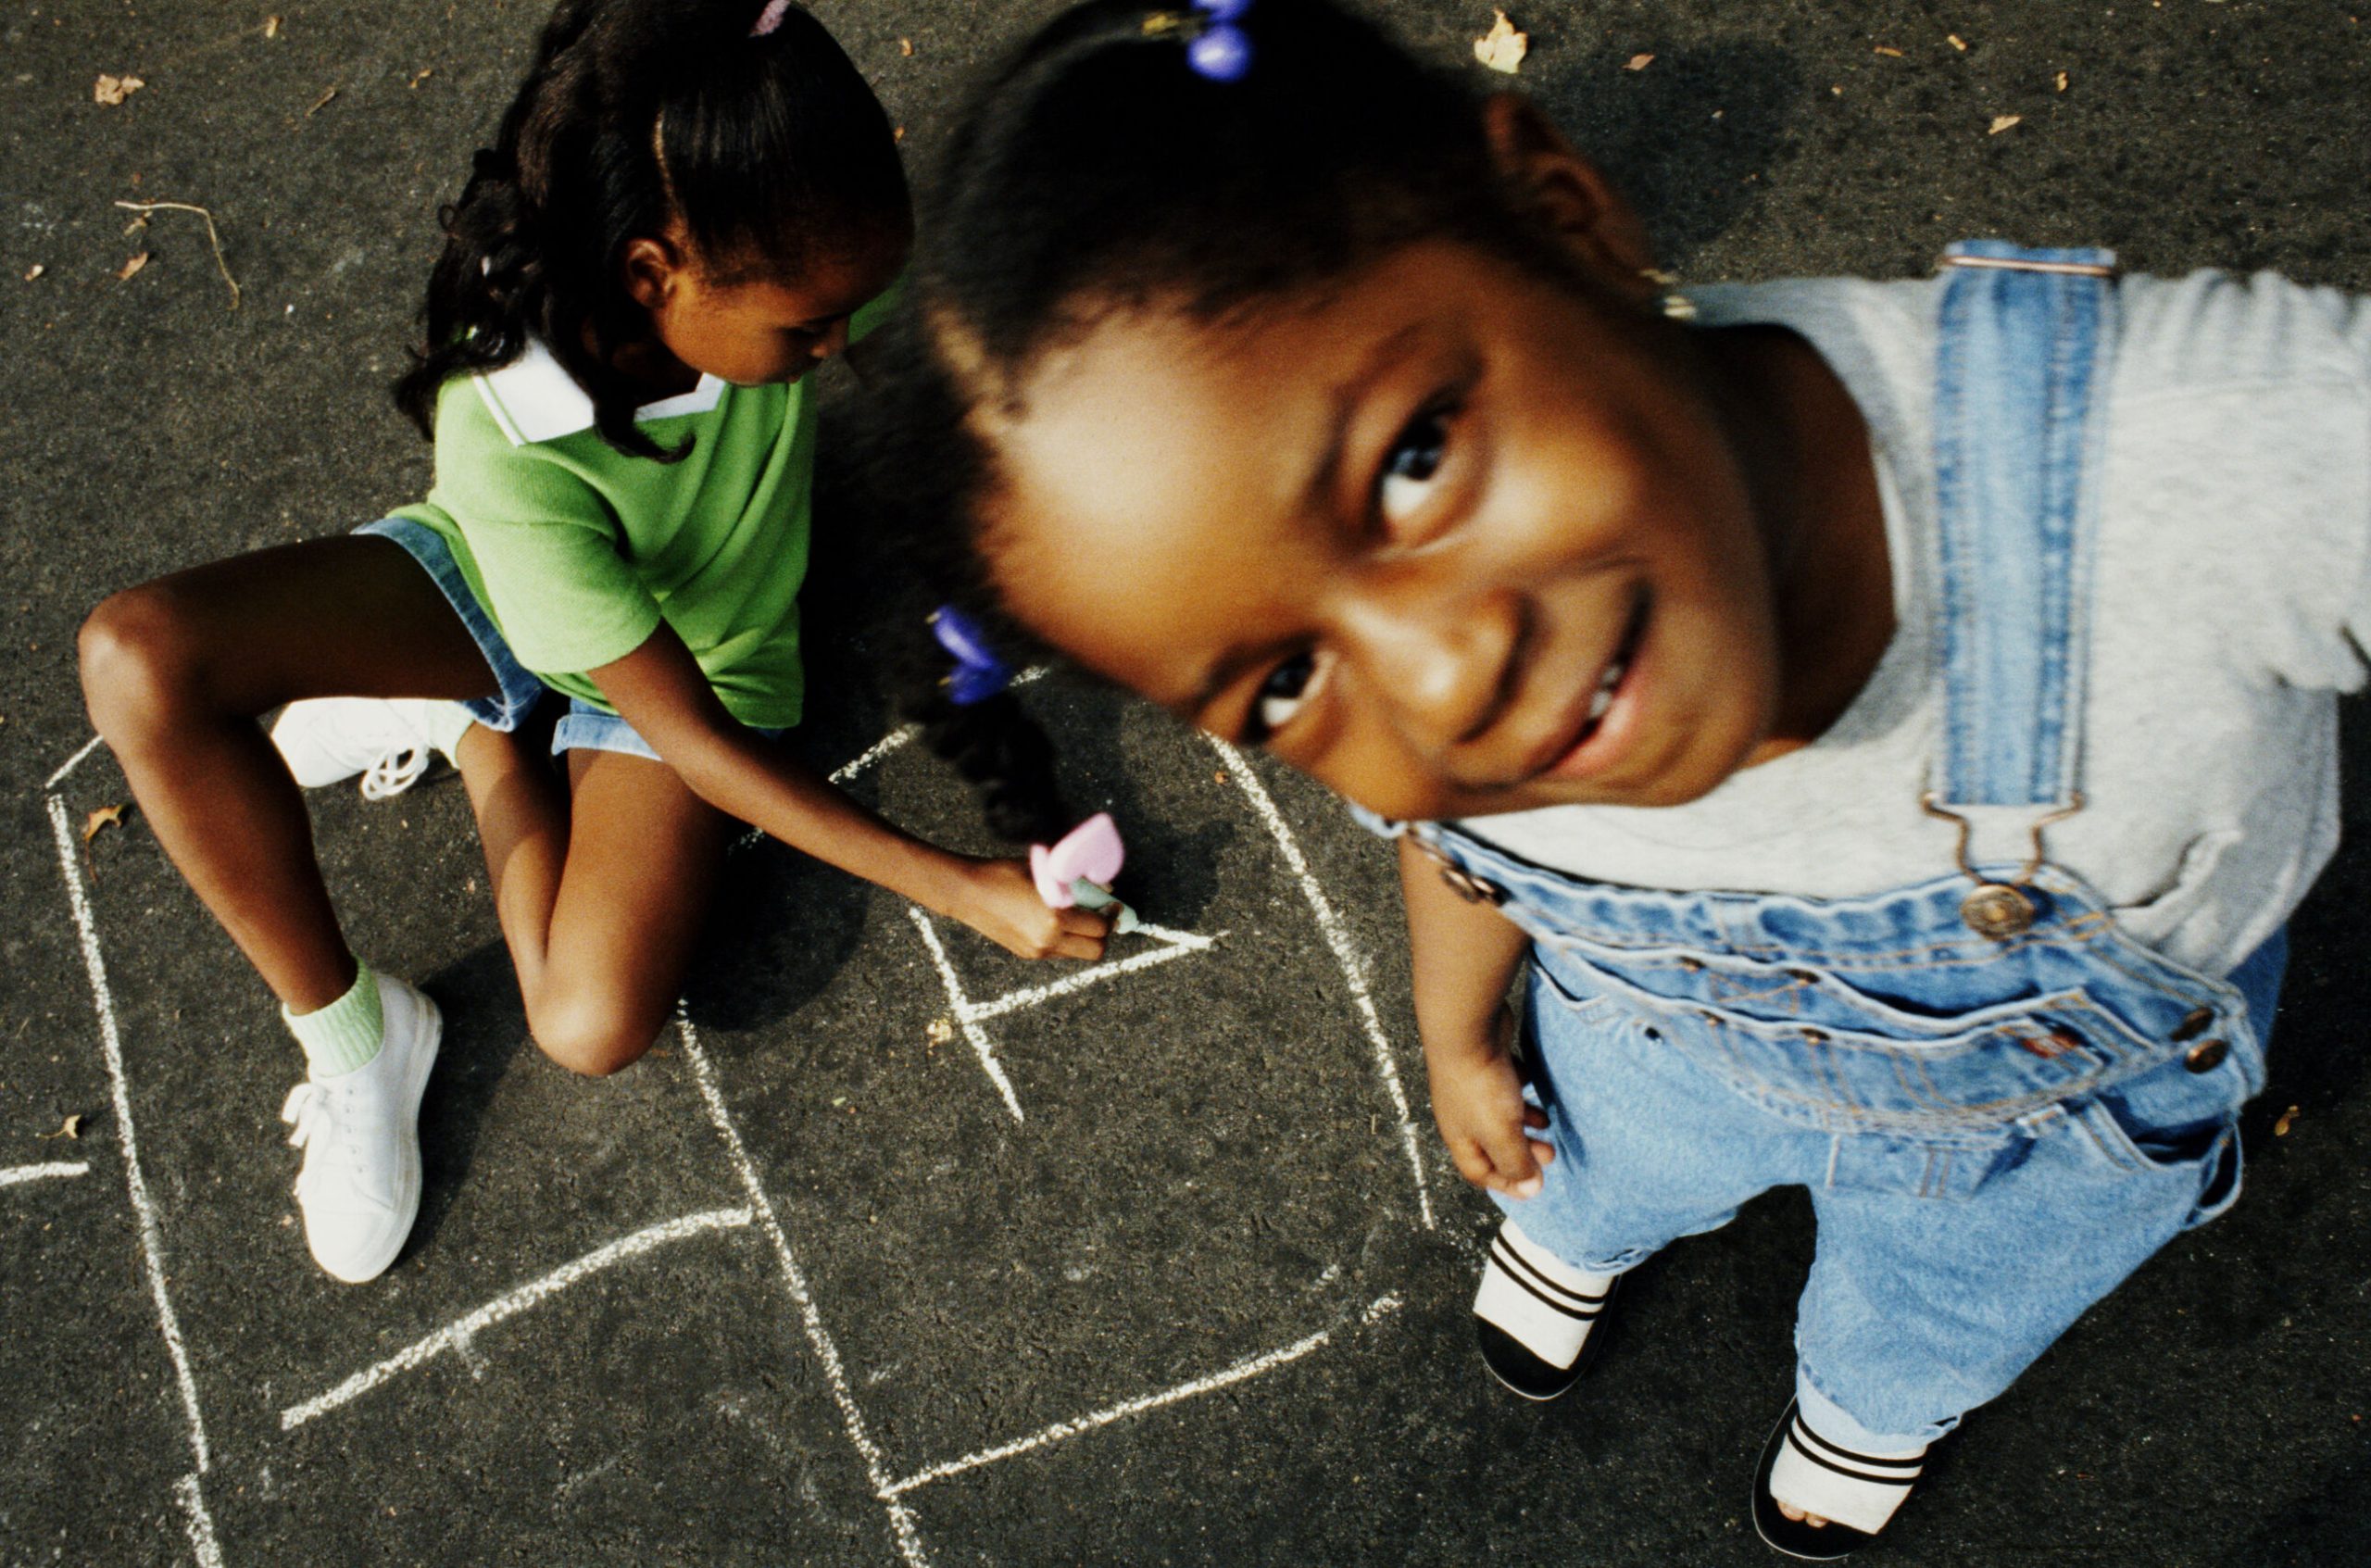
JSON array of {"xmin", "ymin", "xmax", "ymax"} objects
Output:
[{"xmin": 1920, "ymin": 792, "xmax": 2084, "ymax": 940}]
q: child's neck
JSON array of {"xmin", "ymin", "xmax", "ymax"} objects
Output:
[
  {"xmin": 1707, "ymin": 324, "xmax": 1895, "ymax": 768},
  {"xmin": 603, "ymin": 333, "xmax": 703, "ymax": 404}
]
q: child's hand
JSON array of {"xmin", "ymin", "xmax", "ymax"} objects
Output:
[
  {"xmin": 1429, "ymin": 1039, "xmax": 1555, "ymax": 1199},
  {"xmin": 949, "ymin": 858, "xmax": 1110, "ymax": 960}
]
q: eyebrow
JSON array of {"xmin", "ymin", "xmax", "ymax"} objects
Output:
[{"xmin": 1184, "ymin": 320, "xmax": 1431, "ymax": 724}]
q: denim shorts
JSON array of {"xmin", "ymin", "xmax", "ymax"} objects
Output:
[
  {"xmin": 551, "ymin": 700, "xmax": 785, "ymax": 762},
  {"xmin": 359, "ymin": 517, "xmax": 546, "ymax": 732},
  {"xmin": 363, "ymin": 517, "xmax": 784, "ymax": 763}
]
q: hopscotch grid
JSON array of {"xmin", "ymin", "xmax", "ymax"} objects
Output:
[
  {"xmin": 45, "ymin": 733, "xmax": 104, "ymax": 790},
  {"xmin": 1209, "ymin": 739, "xmax": 1436, "ymax": 1230},
  {"xmin": 44, "ymin": 792, "xmax": 216, "ymax": 1478},
  {"xmin": 174, "ymin": 1474, "xmax": 225, "ymax": 1568},
  {"xmin": 907, "ymin": 909, "xmax": 1025, "ymax": 1122},
  {"xmin": 35, "ymin": 708, "xmax": 1417, "ymax": 1566},
  {"xmin": 885, "ymin": 1293, "xmax": 1404, "ymax": 1498},
  {"xmin": 1, "ymin": 1160, "xmax": 93, "ymax": 1187},
  {"xmin": 279, "ymin": 1208, "xmax": 756, "ymax": 1430},
  {"xmin": 673, "ymin": 1012, "xmax": 934, "ymax": 1568},
  {"xmin": 956, "ymin": 930, "xmax": 1219, "ymax": 1025}
]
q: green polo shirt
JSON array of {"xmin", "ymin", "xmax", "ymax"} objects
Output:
[{"xmin": 389, "ymin": 286, "xmax": 897, "ymax": 728}]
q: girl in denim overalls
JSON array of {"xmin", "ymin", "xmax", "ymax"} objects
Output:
[{"xmin": 864, "ymin": 0, "xmax": 2369, "ymax": 1554}]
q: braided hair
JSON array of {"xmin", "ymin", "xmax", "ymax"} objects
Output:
[{"xmin": 394, "ymin": 0, "xmax": 908, "ymax": 459}]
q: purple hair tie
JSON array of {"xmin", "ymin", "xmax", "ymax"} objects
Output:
[
  {"xmin": 1143, "ymin": 0, "xmax": 1252, "ymax": 82},
  {"xmin": 931, "ymin": 606, "xmax": 1012, "ymax": 706},
  {"xmin": 1188, "ymin": 0, "xmax": 1252, "ymax": 81},
  {"xmin": 750, "ymin": 0, "xmax": 792, "ymax": 38}
]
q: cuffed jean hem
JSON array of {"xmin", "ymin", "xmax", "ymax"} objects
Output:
[{"xmin": 1796, "ymin": 1363, "xmax": 1952, "ymax": 1453}]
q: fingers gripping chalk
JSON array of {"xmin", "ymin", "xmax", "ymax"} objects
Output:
[
  {"xmin": 1067, "ymin": 879, "xmax": 1142, "ymax": 935},
  {"xmin": 1032, "ymin": 812, "xmax": 1140, "ymax": 932}
]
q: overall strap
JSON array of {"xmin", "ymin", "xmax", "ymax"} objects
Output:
[{"xmin": 1929, "ymin": 238, "xmax": 2120, "ymax": 810}]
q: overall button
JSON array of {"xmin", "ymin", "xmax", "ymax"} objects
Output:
[
  {"xmin": 2172, "ymin": 1007, "xmax": 2214, "ymax": 1042},
  {"xmin": 1436, "ymin": 865, "xmax": 1506, "ymax": 906},
  {"xmin": 1959, "ymin": 883, "xmax": 2036, "ymax": 939},
  {"xmin": 2184, "ymin": 1037, "xmax": 2229, "ymax": 1073}
]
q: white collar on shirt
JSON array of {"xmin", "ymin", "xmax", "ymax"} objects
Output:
[{"xmin": 470, "ymin": 337, "xmax": 724, "ymax": 446}]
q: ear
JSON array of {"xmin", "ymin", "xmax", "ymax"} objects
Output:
[
  {"xmin": 1479, "ymin": 95, "xmax": 1660, "ymax": 299},
  {"xmin": 620, "ymin": 233, "xmax": 684, "ymax": 313}
]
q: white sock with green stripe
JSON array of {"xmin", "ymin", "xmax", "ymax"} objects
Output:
[{"xmin": 283, "ymin": 961, "xmax": 384, "ymax": 1078}]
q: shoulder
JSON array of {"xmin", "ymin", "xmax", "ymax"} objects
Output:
[{"xmin": 2114, "ymin": 269, "xmax": 2370, "ymax": 397}]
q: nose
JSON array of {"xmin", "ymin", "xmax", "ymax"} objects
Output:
[{"xmin": 1335, "ymin": 566, "xmax": 1525, "ymax": 754}]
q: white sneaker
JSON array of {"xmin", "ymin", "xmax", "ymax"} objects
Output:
[
  {"xmin": 270, "ymin": 697, "xmax": 466, "ymax": 799},
  {"xmin": 280, "ymin": 974, "xmax": 441, "ymax": 1284}
]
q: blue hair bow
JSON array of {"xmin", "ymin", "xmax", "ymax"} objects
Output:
[
  {"xmin": 1187, "ymin": 0, "xmax": 1252, "ymax": 81},
  {"xmin": 931, "ymin": 606, "xmax": 1012, "ymax": 706}
]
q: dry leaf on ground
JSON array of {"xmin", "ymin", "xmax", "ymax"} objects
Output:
[
  {"xmin": 1625, "ymin": 53, "xmax": 1654, "ymax": 71},
  {"xmin": 408, "ymin": 68, "xmax": 433, "ymax": 88},
  {"xmin": 898, "ymin": 36, "xmax": 914, "ymax": 56},
  {"xmin": 926, "ymin": 1018, "xmax": 955, "ymax": 1046},
  {"xmin": 1874, "ymin": 45, "xmax": 1903, "ymax": 57},
  {"xmin": 1988, "ymin": 114, "xmax": 2022, "ymax": 134},
  {"xmin": 2275, "ymin": 1105, "xmax": 2300, "ymax": 1136},
  {"xmin": 94, "ymin": 73, "xmax": 145, "ymax": 106},
  {"xmin": 2055, "ymin": 69, "xmax": 2069, "ymax": 92},
  {"xmin": 22, "ymin": 264, "xmax": 43, "ymax": 282},
  {"xmin": 83, "ymin": 803, "xmax": 129, "ymax": 843},
  {"xmin": 38, "ymin": 1113, "xmax": 84, "ymax": 1140},
  {"xmin": 1474, "ymin": 10, "xmax": 1527, "ymax": 75},
  {"xmin": 115, "ymin": 252, "xmax": 149, "ymax": 281},
  {"xmin": 1948, "ymin": 33, "xmax": 1968, "ymax": 51},
  {"xmin": 265, "ymin": 15, "xmax": 282, "ymax": 38}
]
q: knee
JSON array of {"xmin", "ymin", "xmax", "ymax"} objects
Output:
[
  {"xmin": 528, "ymin": 993, "xmax": 663, "ymax": 1078},
  {"xmin": 79, "ymin": 584, "xmax": 207, "ymax": 744}
]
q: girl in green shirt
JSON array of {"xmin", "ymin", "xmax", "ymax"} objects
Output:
[{"xmin": 76, "ymin": 0, "xmax": 1107, "ymax": 1286}]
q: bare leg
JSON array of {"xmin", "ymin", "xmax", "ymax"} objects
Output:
[
  {"xmin": 462, "ymin": 742, "xmax": 738, "ymax": 1076},
  {"xmin": 79, "ymin": 537, "xmax": 508, "ymax": 1011}
]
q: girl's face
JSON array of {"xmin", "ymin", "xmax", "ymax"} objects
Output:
[
  {"xmin": 977, "ymin": 237, "xmax": 1820, "ymax": 823},
  {"xmin": 634, "ymin": 219, "xmax": 910, "ymax": 389}
]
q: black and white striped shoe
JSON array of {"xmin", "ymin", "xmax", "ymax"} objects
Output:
[
  {"xmin": 1751, "ymin": 1399, "xmax": 1928, "ymax": 1561},
  {"xmin": 1471, "ymin": 1219, "xmax": 1621, "ymax": 1401}
]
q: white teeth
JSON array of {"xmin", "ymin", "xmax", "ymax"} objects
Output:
[{"xmin": 1587, "ymin": 656, "xmax": 1627, "ymax": 722}]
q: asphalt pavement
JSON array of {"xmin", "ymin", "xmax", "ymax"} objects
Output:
[{"xmin": 3, "ymin": 3, "xmax": 2366, "ymax": 1565}]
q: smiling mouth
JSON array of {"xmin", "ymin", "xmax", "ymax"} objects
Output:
[{"xmin": 1565, "ymin": 588, "xmax": 1649, "ymax": 751}]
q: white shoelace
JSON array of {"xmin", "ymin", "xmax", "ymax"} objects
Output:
[
  {"xmin": 359, "ymin": 746, "xmax": 432, "ymax": 801},
  {"xmin": 282, "ymin": 1081, "xmax": 360, "ymax": 1204}
]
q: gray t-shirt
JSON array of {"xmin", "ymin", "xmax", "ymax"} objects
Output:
[{"xmin": 1461, "ymin": 270, "xmax": 2371, "ymax": 980}]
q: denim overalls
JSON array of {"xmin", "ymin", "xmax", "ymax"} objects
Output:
[{"xmin": 1403, "ymin": 243, "xmax": 2284, "ymax": 1453}]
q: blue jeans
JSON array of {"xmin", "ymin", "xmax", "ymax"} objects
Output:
[{"xmin": 1402, "ymin": 242, "xmax": 2282, "ymax": 1451}]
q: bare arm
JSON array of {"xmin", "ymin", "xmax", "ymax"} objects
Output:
[
  {"xmin": 1399, "ymin": 834, "xmax": 1551, "ymax": 1198},
  {"xmin": 588, "ymin": 623, "xmax": 1106, "ymax": 960}
]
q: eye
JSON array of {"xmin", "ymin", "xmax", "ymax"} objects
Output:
[
  {"xmin": 1376, "ymin": 406, "xmax": 1451, "ymax": 531},
  {"xmin": 1246, "ymin": 649, "xmax": 1326, "ymax": 743}
]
